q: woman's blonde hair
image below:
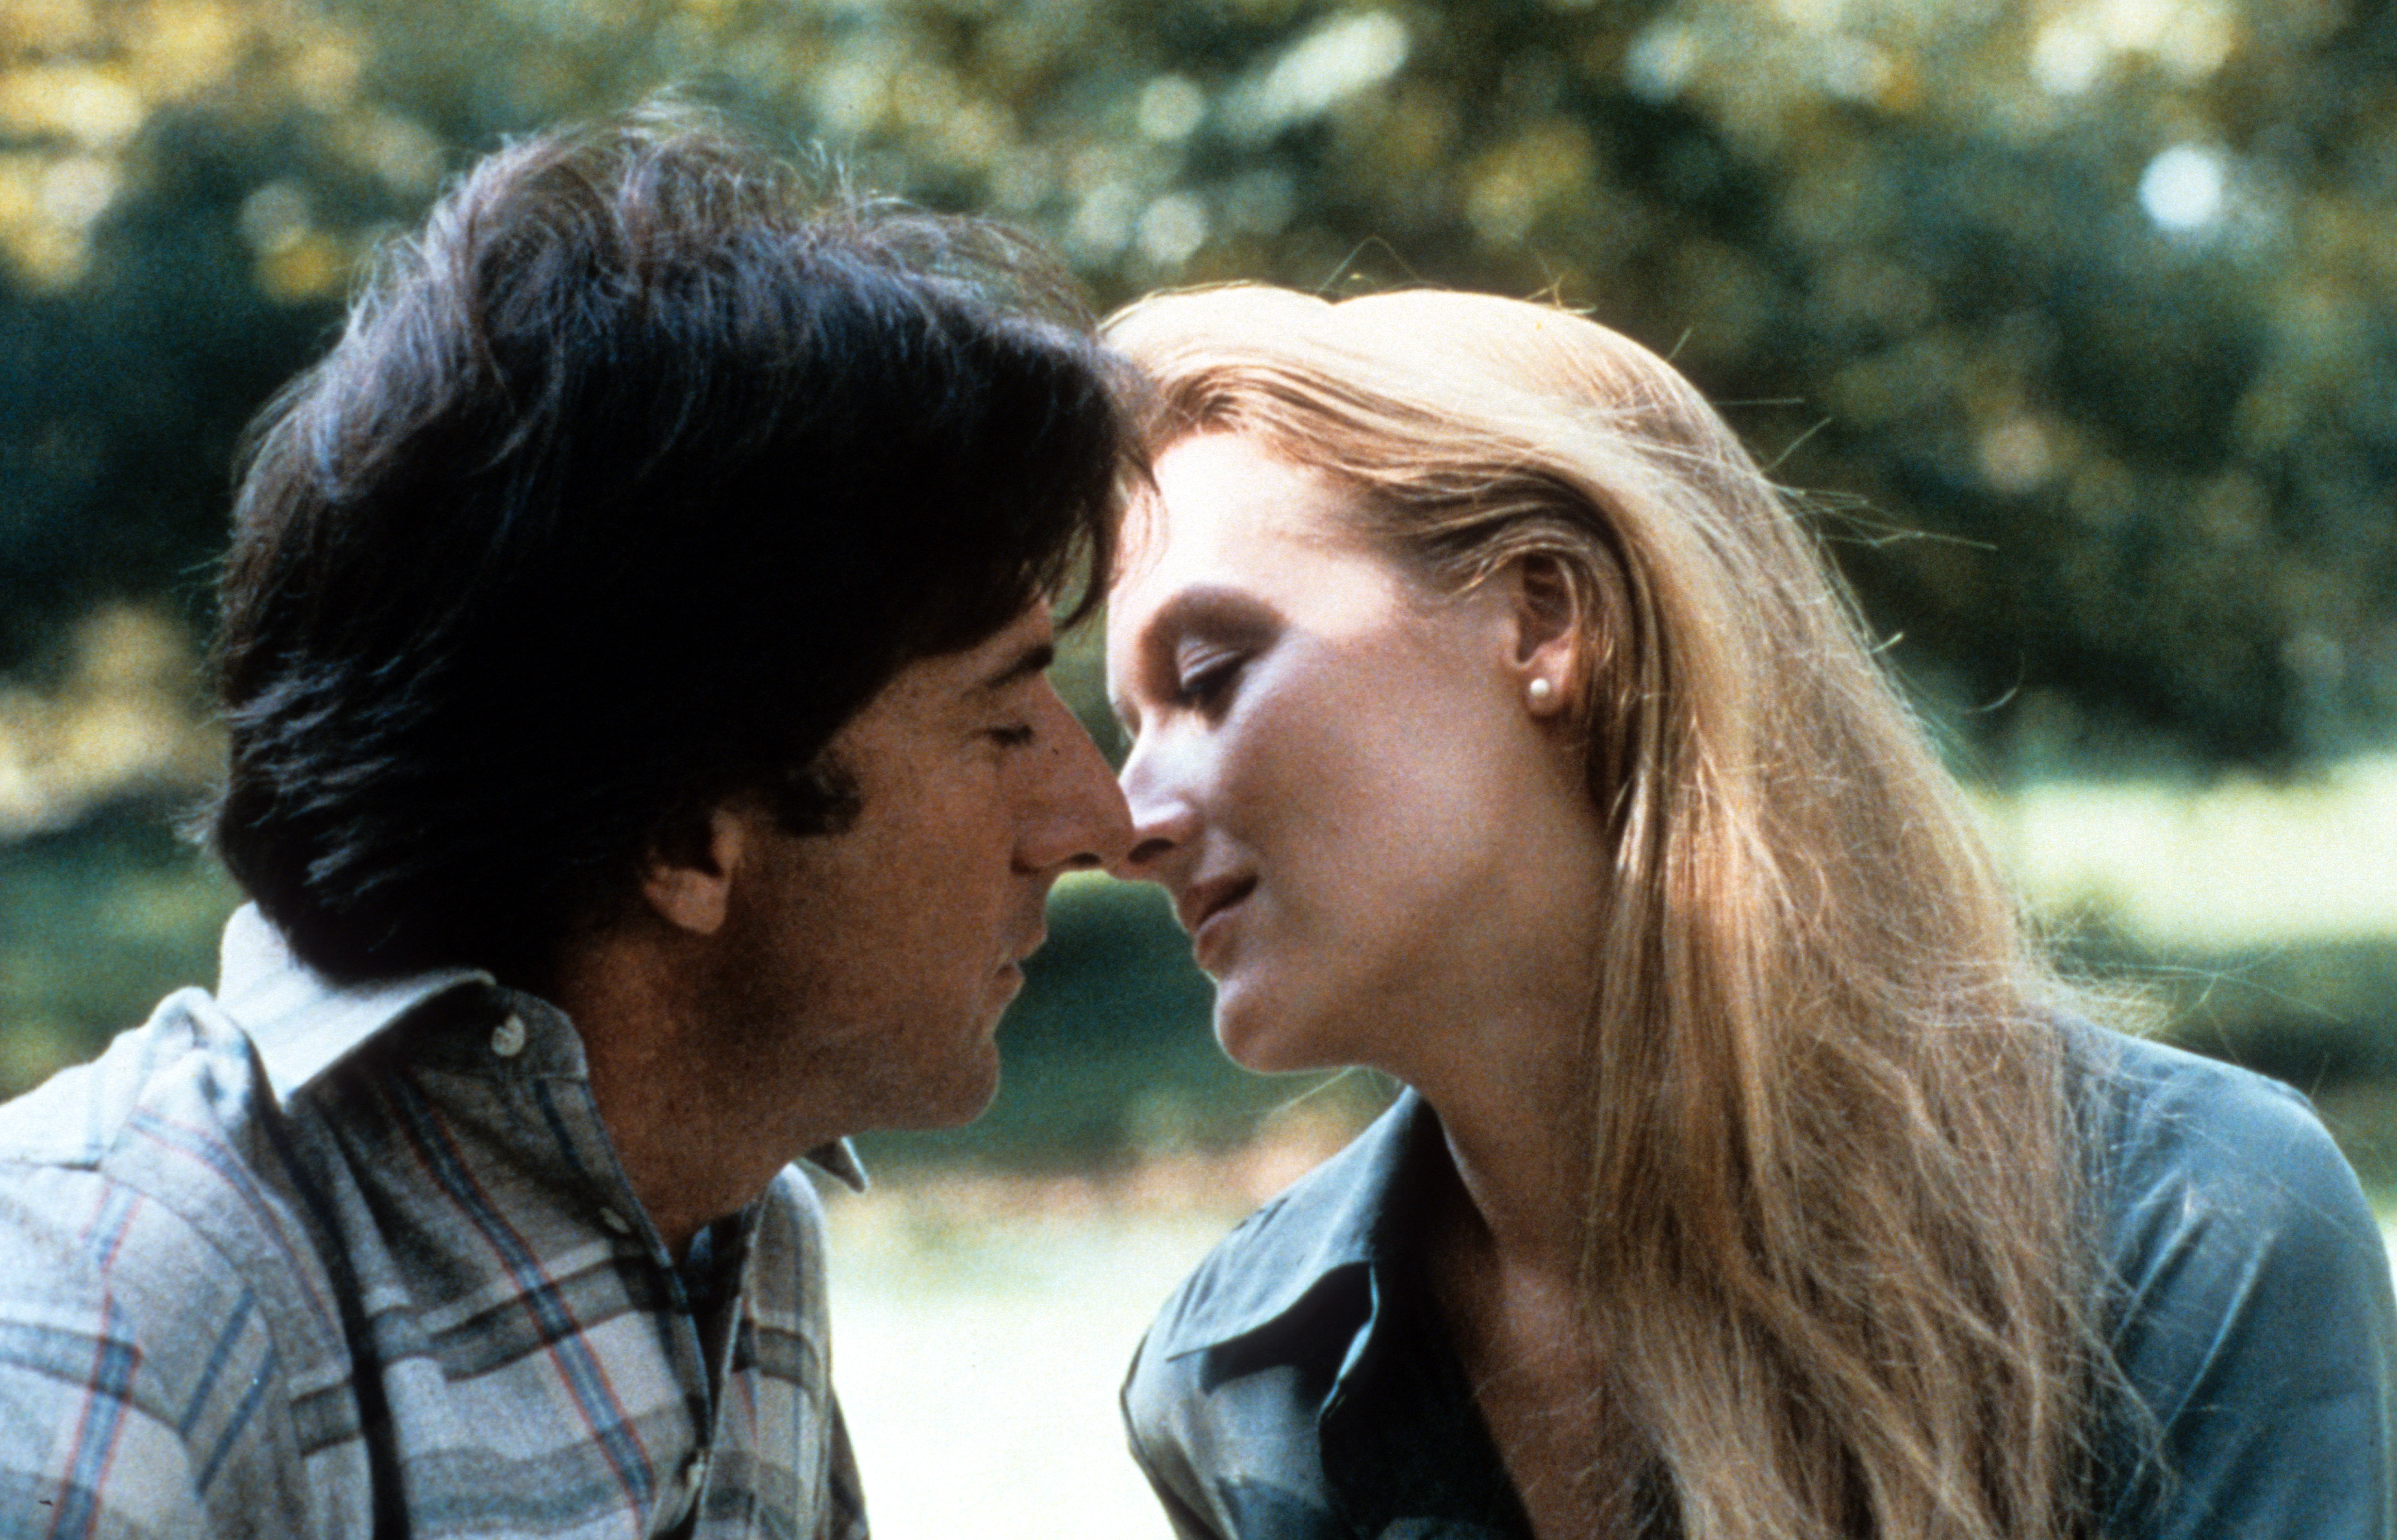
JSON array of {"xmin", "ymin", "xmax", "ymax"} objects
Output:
[{"xmin": 1107, "ymin": 285, "xmax": 2113, "ymax": 1540}]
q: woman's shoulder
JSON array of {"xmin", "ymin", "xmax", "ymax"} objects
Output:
[
  {"xmin": 2085, "ymin": 1029, "xmax": 2382, "ymax": 1255},
  {"xmin": 2081, "ymin": 1028, "xmax": 2397, "ymax": 1537}
]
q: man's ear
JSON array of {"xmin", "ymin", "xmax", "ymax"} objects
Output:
[
  {"xmin": 640, "ymin": 805, "xmax": 749, "ymax": 937},
  {"xmin": 1507, "ymin": 554, "xmax": 1582, "ymax": 715}
]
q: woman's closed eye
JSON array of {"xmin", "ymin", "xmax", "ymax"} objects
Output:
[
  {"xmin": 1122, "ymin": 584, "xmax": 1284, "ymax": 726},
  {"xmin": 1174, "ymin": 646, "xmax": 1247, "ymax": 711}
]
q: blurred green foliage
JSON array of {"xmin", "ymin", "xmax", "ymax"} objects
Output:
[
  {"xmin": 6, "ymin": 0, "xmax": 2397, "ymax": 1163},
  {"xmin": 0, "ymin": 798, "xmax": 236, "ymax": 1090},
  {"xmin": 3, "ymin": 0, "xmax": 2395, "ymax": 761}
]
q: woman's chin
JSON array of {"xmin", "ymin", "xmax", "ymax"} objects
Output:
[{"xmin": 1212, "ymin": 990, "xmax": 1346, "ymax": 1076}]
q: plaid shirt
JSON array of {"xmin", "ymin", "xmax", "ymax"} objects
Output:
[{"xmin": 0, "ymin": 905, "xmax": 870, "ymax": 1539}]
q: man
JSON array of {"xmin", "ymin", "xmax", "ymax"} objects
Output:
[{"xmin": 0, "ymin": 112, "xmax": 1135, "ymax": 1537}]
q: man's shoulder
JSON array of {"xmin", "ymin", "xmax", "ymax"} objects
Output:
[
  {"xmin": 0, "ymin": 1149, "xmax": 308, "ymax": 1535},
  {"xmin": 0, "ymin": 986, "xmax": 248, "ymax": 1168},
  {"xmin": 0, "ymin": 984, "xmax": 324, "ymax": 1319},
  {"xmin": 0, "ymin": 991, "xmax": 309, "ymax": 1513},
  {"xmin": 0, "ymin": 1136, "xmax": 276, "ymax": 1379}
]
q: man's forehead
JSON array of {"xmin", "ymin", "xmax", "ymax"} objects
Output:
[
  {"xmin": 838, "ymin": 606, "xmax": 1056, "ymax": 746},
  {"xmin": 915, "ymin": 604, "xmax": 1059, "ymax": 700}
]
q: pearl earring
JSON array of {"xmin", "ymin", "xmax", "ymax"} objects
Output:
[{"xmin": 1526, "ymin": 677, "xmax": 1556, "ymax": 708}]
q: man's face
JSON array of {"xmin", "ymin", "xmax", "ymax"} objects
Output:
[{"xmin": 693, "ymin": 602, "xmax": 1132, "ymax": 1139}]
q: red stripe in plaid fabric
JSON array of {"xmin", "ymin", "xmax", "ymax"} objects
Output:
[
  {"xmin": 48, "ymin": 1188, "xmax": 144, "ymax": 1540},
  {"xmin": 381, "ymin": 1076, "xmax": 659, "ymax": 1514}
]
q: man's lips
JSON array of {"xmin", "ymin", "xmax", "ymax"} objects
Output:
[{"xmin": 1176, "ymin": 874, "xmax": 1256, "ymax": 938}]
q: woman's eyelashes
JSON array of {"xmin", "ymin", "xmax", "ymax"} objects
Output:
[
  {"xmin": 1172, "ymin": 646, "xmax": 1247, "ymax": 712},
  {"xmin": 989, "ymin": 722, "xmax": 1038, "ymax": 748}
]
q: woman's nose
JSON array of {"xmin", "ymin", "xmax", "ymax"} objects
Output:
[{"xmin": 1110, "ymin": 734, "xmax": 1200, "ymax": 881}]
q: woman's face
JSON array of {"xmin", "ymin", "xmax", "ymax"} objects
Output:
[{"xmin": 1106, "ymin": 433, "xmax": 1606, "ymax": 1079}]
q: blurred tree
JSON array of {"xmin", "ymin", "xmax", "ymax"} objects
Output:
[{"xmin": 2, "ymin": 0, "xmax": 2393, "ymax": 768}]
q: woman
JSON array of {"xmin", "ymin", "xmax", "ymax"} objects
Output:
[{"xmin": 1100, "ymin": 285, "xmax": 2396, "ymax": 1540}]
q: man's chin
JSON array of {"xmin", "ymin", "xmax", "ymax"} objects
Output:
[
  {"xmin": 882, "ymin": 1049, "xmax": 1003, "ymax": 1132},
  {"xmin": 921, "ymin": 1074, "xmax": 1002, "ymax": 1130}
]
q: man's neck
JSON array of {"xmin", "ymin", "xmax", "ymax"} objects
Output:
[{"xmin": 548, "ymin": 922, "xmax": 828, "ymax": 1259}]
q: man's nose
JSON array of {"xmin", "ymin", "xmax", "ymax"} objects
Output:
[{"xmin": 1016, "ymin": 687, "xmax": 1134, "ymax": 874}]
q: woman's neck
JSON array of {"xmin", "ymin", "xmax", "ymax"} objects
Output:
[
  {"xmin": 1423, "ymin": 1067, "xmax": 1633, "ymax": 1540},
  {"xmin": 1390, "ymin": 895, "xmax": 1600, "ymax": 1277},
  {"xmin": 1426, "ymin": 1060, "xmax": 1589, "ymax": 1278}
]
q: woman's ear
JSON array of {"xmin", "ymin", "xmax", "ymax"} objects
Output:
[
  {"xmin": 1508, "ymin": 554, "xmax": 1581, "ymax": 717},
  {"xmin": 640, "ymin": 804, "xmax": 750, "ymax": 936}
]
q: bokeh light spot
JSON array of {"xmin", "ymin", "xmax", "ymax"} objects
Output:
[
  {"xmin": 1225, "ymin": 11, "xmax": 1408, "ymax": 142},
  {"xmin": 1068, "ymin": 181, "xmax": 1135, "ymax": 259},
  {"xmin": 1623, "ymin": 22, "xmax": 1701, "ymax": 103},
  {"xmin": 1136, "ymin": 193, "xmax": 1207, "ymax": 267},
  {"xmin": 2030, "ymin": 22, "xmax": 2105, "ymax": 95},
  {"xmin": 237, "ymin": 180, "xmax": 310, "ymax": 255},
  {"xmin": 39, "ymin": 156, "xmax": 115, "ymax": 231},
  {"xmin": 0, "ymin": 65, "xmax": 144, "ymax": 147},
  {"xmin": 2140, "ymin": 143, "xmax": 2226, "ymax": 232},
  {"xmin": 1137, "ymin": 74, "xmax": 1206, "ymax": 143},
  {"xmin": 1980, "ymin": 416, "xmax": 2060, "ymax": 494}
]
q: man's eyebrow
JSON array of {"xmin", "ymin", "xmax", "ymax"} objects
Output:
[{"xmin": 972, "ymin": 640, "xmax": 1055, "ymax": 695}]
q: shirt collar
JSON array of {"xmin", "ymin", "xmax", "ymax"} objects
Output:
[
  {"xmin": 211, "ymin": 903, "xmax": 867, "ymax": 1191},
  {"xmin": 806, "ymin": 1138, "xmax": 869, "ymax": 1192},
  {"xmin": 216, "ymin": 902, "xmax": 492, "ymax": 1107},
  {"xmin": 1154, "ymin": 1088, "xmax": 1432, "ymax": 1357}
]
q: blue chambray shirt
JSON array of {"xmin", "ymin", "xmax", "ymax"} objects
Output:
[
  {"xmin": 0, "ymin": 904, "xmax": 870, "ymax": 1539},
  {"xmin": 1122, "ymin": 1032, "xmax": 2397, "ymax": 1539}
]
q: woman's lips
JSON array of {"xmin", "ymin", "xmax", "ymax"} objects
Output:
[{"xmin": 1187, "ymin": 877, "xmax": 1256, "ymax": 967}]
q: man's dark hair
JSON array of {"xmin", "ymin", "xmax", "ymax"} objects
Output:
[{"xmin": 210, "ymin": 108, "xmax": 1134, "ymax": 987}]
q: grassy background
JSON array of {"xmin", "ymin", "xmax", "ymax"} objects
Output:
[{"xmin": 8, "ymin": 774, "xmax": 2397, "ymax": 1198}]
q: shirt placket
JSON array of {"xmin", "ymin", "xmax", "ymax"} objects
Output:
[
  {"xmin": 656, "ymin": 1210, "xmax": 764, "ymax": 1538},
  {"xmin": 479, "ymin": 1002, "xmax": 726, "ymax": 1540},
  {"xmin": 592, "ymin": 1165, "xmax": 724, "ymax": 1538}
]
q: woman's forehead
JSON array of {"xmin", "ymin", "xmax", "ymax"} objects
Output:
[
  {"xmin": 1162, "ymin": 432, "xmax": 1362, "ymax": 538},
  {"xmin": 1107, "ymin": 435, "xmax": 1427, "ymax": 663}
]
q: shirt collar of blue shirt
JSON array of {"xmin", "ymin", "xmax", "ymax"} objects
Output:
[
  {"xmin": 1143, "ymin": 1089, "xmax": 1536, "ymax": 1535},
  {"xmin": 212, "ymin": 901, "xmax": 866, "ymax": 1190},
  {"xmin": 1153, "ymin": 1087, "xmax": 1431, "ymax": 1362}
]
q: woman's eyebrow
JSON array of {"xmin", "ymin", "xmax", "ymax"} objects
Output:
[{"xmin": 1137, "ymin": 586, "xmax": 1274, "ymax": 650}]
